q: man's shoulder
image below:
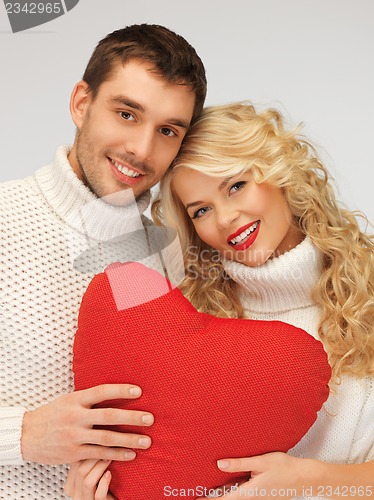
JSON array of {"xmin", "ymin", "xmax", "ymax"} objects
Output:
[
  {"xmin": 0, "ymin": 147, "xmax": 70, "ymax": 196},
  {"xmin": 0, "ymin": 174, "xmax": 37, "ymax": 204},
  {"xmin": 0, "ymin": 167, "xmax": 50, "ymax": 217},
  {"xmin": 0, "ymin": 173, "xmax": 34, "ymax": 188}
]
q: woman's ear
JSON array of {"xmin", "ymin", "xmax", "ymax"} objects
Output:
[{"xmin": 70, "ymin": 80, "xmax": 91, "ymax": 130}]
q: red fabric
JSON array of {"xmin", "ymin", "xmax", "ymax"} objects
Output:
[{"xmin": 73, "ymin": 262, "xmax": 331, "ymax": 500}]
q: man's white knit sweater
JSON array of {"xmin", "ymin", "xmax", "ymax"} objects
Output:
[
  {"xmin": 224, "ymin": 237, "xmax": 374, "ymax": 468},
  {"xmin": 0, "ymin": 146, "xmax": 152, "ymax": 499}
]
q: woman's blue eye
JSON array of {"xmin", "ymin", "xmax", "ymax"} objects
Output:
[
  {"xmin": 192, "ymin": 207, "xmax": 209, "ymax": 219},
  {"xmin": 229, "ymin": 181, "xmax": 246, "ymax": 193}
]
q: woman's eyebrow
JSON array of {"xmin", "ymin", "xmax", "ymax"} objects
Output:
[
  {"xmin": 218, "ymin": 178, "xmax": 231, "ymax": 191},
  {"xmin": 186, "ymin": 200, "xmax": 204, "ymax": 210},
  {"xmin": 185, "ymin": 177, "xmax": 233, "ymax": 210}
]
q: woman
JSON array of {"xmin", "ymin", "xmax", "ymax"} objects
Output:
[
  {"xmin": 152, "ymin": 102, "xmax": 374, "ymax": 499},
  {"xmin": 66, "ymin": 103, "xmax": 374, "ymax": 498}
]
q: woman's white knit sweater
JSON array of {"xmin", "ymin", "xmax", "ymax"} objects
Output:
[
  {"xmin": 223, "ymin": 237, "xmax": 374, "ymax": 466},
  {"xmin": 0, "ymin": 146, "xmax": 151, "ymax": 499}
]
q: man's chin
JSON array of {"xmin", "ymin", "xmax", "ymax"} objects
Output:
[{"xmin": 98, "ymin": 189, "xmax": 138, "ymax": 207}]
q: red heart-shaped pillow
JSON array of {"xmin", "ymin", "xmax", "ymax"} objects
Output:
[{"xmin": 73, "ymin": 262, "xmax": 330, "ymax": 500}]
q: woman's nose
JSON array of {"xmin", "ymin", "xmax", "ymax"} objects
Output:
[{"xmin": 216, "ymin": 205, "xmax": 240, "ymax": 229}]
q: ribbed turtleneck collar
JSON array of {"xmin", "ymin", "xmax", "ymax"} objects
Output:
[
  {"xmin": 34, "ymin": 145, "xmax": 151, "ymax": 241},
  {"xmin": 223, "ymin": 236, "xmax": 322, "ymax": 314}
]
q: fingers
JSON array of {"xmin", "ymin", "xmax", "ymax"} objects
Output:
[
  {"xmin": 76, "ymin": 385, "xmax": 155, "ymax": 429},
  {"xmin": 76, "ymin": 443, "xmax": 144, "ymax": 462},
  {"xmin": 90, "ymin": 408, "xmax": 154, "ymax": 427},
  {"xmin": 77, "ymin": 384, "xmax": 143, "ymax": 407},
  {"xmin": 83, "ymin": 428, "xmax": 152, "ymax": 451},
  {"xmin": 71, "ymin": 384, "xmax": 154, "ymax": 463},
  {"xmin": 95, "ymin": 470, "xmax": 111, "ymax": 500},
  {"xmin": 65, "ymin": 459, "xmax": 112, "ymax": 499},
  {"xmin": 21, "ymin": 385, "xmax": 154, "ymax": 465},
  {"xmin": 217, "ymin": 452, "xmax": 288, "ymax": 473},
  {"xmin": 218, "ymin": 456, "xmax": 259, "ymax": 472},
  {"xmin": 65, "ymin": 461, "xmax": 80, "ymax": 496}
]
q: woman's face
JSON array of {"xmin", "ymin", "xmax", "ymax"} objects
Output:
[{"xmin": 172, "ymin": 167, "xmax": 303, "ymax": 267}]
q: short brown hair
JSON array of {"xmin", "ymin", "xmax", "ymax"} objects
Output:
[{"xmin": 82, "ymin": 24, "xmax": 207, "ymax": 123}]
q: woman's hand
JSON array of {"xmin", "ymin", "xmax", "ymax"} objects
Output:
[
  {"xmin": 64, "ymin": 459, "xmax": 115, "ymax": 500},
  {"xmin": 212, "ymin": 452, "xmax": 374, "ymax": 500},
  {"xmin": 211, "ymin": 452, "xmax": 315, "ymax": 499}
]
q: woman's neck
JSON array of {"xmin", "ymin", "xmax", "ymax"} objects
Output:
[{"xmin": 223, "ymin": 236, "xmax": 322, "ymax": 313}]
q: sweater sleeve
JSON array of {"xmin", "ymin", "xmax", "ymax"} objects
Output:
[
  {"xmin": 0, "ymin": 407, "xmax": 27, "ymax": 465},
  {"xmin": 350, "ymin": 376, "xmax": 374, "ymax": 462}
]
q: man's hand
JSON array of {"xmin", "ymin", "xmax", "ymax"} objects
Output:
[{"xmin": 21, "ymin": 384, "xmax": 154, "ymax": 465}]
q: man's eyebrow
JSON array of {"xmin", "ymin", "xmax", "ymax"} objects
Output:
[
  {"xmin": 111, "ymin": 95, "xmax": 190, "ymax": 129},
  {"xmin": 111, "ymin": 95, "xmax": 145, "ymax": 112},
  {"xmin": 169, "ymin": 119, "xmax": 189, "ymax": 129}
]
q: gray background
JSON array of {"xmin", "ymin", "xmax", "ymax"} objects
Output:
[{"xmin": 1, "ymin": 0, "xmax": 373, "ymax": 222}]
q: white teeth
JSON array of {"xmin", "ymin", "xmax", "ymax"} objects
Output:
[
  {"xmin": 112, "ymin": 160, "xmax": 140, "ymax": 178},
  {"xmin": 230, "ymin": 222, "xmax": 259, "ymax": 245}
]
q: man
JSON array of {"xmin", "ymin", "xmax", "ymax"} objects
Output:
[{"xmin": 0, "ymin": 24, "xmax": 206, "ymax": 498}]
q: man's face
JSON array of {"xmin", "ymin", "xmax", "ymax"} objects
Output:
[{"xmin": 69, "ymin": 59, "xmax": 196, "ymax": 201}]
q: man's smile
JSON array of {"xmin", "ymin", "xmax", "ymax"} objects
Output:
[{"xmin": 108, "ymin": 156, "xmax": 145, "ymax": 186}]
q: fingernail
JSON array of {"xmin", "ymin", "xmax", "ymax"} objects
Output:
[
  {"xmin": 142, "ymin": 414, "xmax": 154, "ymax": 425},
  {"xmin": 129, "ymin": 386, "xmax": 142, "ymax": 396},
  {"xmin": 217, "ymin": 460, "xmax": 229, "ymax": 469},
  {"xmin": 124, "ymin": 450, "xmax": 136, "ymax": 460},
  {"xmin": 138, "ymin": 437, "xmax": 151, "ymax": 448}
]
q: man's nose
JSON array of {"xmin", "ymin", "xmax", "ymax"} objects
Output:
[{"xmin": 126, "ymin": 126, "xmax": 154, "ymax": 163}]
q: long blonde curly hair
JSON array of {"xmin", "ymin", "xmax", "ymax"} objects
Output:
[{"xmin": 152, "ymin": 102, "xmax": 374, "ymax": 381}]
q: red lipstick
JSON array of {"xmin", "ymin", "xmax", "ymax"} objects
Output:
[{"xmin": 227, "ymin": 220, "xmax": 260, "ymax": 251}]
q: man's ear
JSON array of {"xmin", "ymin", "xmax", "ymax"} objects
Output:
[{"xmin": 70, "ymin": 80, "xmax": 92, "ymax": 130}]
